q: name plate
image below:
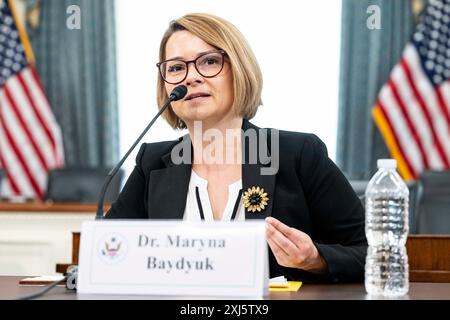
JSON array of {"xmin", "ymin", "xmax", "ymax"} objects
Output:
[{"xmin": 77, "ymin": 220, "xmax": 269, "ymax": 297}]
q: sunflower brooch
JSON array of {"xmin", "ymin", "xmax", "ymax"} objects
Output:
[{"xmin": 243, "ymin": 186, "xmax": 269, "ymax": 213}]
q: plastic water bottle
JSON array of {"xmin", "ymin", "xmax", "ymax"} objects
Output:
[{"xmin": 364, "ymin": 159, "xmax": 409, "ymax": 296}]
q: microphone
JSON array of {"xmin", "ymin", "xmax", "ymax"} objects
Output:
[
  {"xmin": 169, "ymin": 85, "xmax": 188, "ymax": 101},
  {"xmin": 95, "ymin": 85, "xmax": 187, "ymax": 220}
]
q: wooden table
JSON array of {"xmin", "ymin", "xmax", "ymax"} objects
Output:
[{"xmin": 1, "ymin": 276, "xmax": 449, "ymax": 300}]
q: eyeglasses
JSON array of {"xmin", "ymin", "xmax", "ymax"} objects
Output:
[{"xmin": 157, "ymin": 50, "xmax": 226, "ymax": 85}]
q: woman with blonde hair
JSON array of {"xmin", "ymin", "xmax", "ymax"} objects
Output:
[{"xmin": 106, "ymin": 13, "xmax": 367, "ymax": 283}]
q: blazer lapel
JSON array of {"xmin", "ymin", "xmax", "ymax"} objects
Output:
[
  {"xmin": 241, "ymin": 119, "xmax": 277, "ymax": 220},
  {"xmin": 146, "ymin": 119, "xmax": 277, "ymax": 221},
  {"xmin": 147, "ymin": 135, "xmax": 192, "ymax": 219}
]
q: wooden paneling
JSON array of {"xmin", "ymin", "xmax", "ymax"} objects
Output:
[
  {"xmin": 407, "ymin": 235, "xmax": 450, "ymax": 282},
  {"xmin": 72, "ymin": 232, "xmax": 80, "ymax": 264},
  {"xmin": 0, "ymin": 202, "xmax": 109, "ymax": 213}
]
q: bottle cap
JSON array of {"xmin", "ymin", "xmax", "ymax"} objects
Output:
[{"xmin": 377, "ymin": 159, "xmax": 397, "ymax": 169}]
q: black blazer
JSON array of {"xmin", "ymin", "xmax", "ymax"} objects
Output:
[{"xmin": 106, "ymin": 119, "xmax": 367, "ymax": 283}]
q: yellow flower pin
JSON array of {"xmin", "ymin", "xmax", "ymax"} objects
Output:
[{"xmin": 243, "ymin": 186, "xmax": 269, "ymax": 213}]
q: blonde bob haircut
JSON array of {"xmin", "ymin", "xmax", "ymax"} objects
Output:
[{"xmin": 157, "ymin": 13, "xmax": 263, "ymax": 129}]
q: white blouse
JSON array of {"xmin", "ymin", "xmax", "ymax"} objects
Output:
[{"xmin": 183, "ymin": 170, "xmax": 245, "ymax": 221}]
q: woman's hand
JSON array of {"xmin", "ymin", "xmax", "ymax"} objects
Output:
[{"xmin": 265, "ymin": 217, "xmax": 328, "ymax": 274}]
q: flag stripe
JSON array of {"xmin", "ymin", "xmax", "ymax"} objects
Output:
[
  {"xmin": 373, "ymin": 2, "xmax": 450, "ymax": 180},
  {"xmin": 404, "ymin": 45, "xmax": 450, "ymax": 161},
  {"xmin": 0, "ymin": 117, "xmax": 36, "ymax": 196},
  {"xmin": 0, "ymin": 110, "xmax": 43, "ymax": 198},
  {"xmin": 2, "ymin": 83, "xmax": 49, "ymax": 171},
  {"xmin": 0, "ymin": 86, "xmax": 47, "ymax": 181},
  {"xmin": 28, "ymin": 67, "xmax": 59, "ymax": 131},
  {"xmin": 376, "ymin": 101, "xmax": 416, "ymax": 180},
  {"xmin": 399, "ymin": 56, "xmax": 450, "ymax": 167},
  {"xmin": 0, "ymin": 87, "xmax": 47, "ymax": 196},
  {"xmin": 18, "ymin": 68, "xmax": 56, "ymax": 154},
  {"xmin": 15, "ymin": 72, "xmax": 57, "ymax": 166},
  {"xmin": 438, "ymin": 81, "xmax": 450, "ymax": 107},
  {"xmin": 373, "ymin": 103, "xmax": 415, "ymax": 180},
  {"xmin": 387, "ymin": 77, "xmax": 430, "ymax": 169},
  {"xmin": 0, "ymin": 147, "xmax": 20, "ymax": 195},
  {"xmin": 435, "ymin": 87, "xmax": 450, "ymax": 134},
  {"xmin": 379, "ymin": 85, "xmax": 423, "ymax": 174},
  {"xmin": 0, "ymin": 0, "xmax": 64, "ymax": 200},
  {"xmin": 394, "ymin": 61, "xmax": 444, "ymax": 169},
  {"xmin": 18, "ymin": 70, "xmax": 58, "ymax": 154},
  {"xmin": 23, "ymin": 67, "xmax": 61, "ymax": 163}
]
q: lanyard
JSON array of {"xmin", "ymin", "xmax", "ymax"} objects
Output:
[{"xmin": 195, "ymin": 186, "xmax": 243, "ymax": 221}]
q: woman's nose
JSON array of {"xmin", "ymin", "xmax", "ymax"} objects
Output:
[{"xmin": 185, "ymin": 62, "xmax": 203, "ymax": 86}]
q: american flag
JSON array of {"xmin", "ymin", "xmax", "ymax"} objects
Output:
[
  {"xmin": 373, "ymin": 0, "xmax": 450, "ymax": 181},
  {"xmin": 0, "ymin": 0, "xmax": 64, "ymax": 199}
]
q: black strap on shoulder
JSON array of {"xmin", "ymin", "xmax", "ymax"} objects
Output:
[
  {"xmin": 195, "ymin": 187, "xmax": 243, "ymax": 221},
  {"xmin": 195, "ymin": 186, "xmax": 205, "ymax": 220}
]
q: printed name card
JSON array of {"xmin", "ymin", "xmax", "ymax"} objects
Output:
[{"xmin": 77, "ymin": 220, "xmax": 269, "ymax": 297}]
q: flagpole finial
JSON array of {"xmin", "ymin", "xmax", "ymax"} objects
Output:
[
  {"xmin": 26, "ymin": 1, "xmax": 41, "ymax": 30},
  {"xmin": 412, "ymin": 0, "xmax": 426, "ymax": 21}
]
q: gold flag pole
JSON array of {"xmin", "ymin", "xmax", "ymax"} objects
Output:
[{"xmin": 7, "ymin": 0, "xmax": 36, "ymax": 65}]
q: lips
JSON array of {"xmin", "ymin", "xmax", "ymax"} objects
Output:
[{"xmin": 184, "ymin": 92, "xmax": 211, "ymax": 101}]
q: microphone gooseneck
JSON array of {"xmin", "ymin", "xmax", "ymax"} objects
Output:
[{"xmin": 95, "ymin": 85, "xmax": 187, "ymax": 220}]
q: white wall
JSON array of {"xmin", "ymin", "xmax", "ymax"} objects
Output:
[
  {"xmin": 116, "ymin": 0, "xmax": 342, "ymax": 178},
  {"xmin": 0, "ymin": 212, "xmax": 92, "ymax": 276}
]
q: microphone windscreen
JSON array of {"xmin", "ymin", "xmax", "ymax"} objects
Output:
[{"xmin": 170, "ymin": 85, "xmax": 188, "ymax": 101}]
